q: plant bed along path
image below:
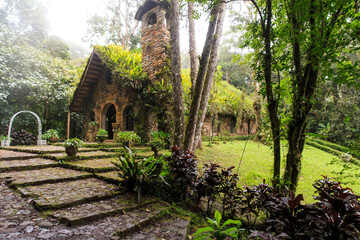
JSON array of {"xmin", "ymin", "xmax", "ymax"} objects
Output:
[{"xmin": 0, "ymin": 147, "xmax": 190, "ymax": 239}]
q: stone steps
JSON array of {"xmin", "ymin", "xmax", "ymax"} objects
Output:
[
  {"xmin": 124, "ymin": 216, "xmax": 190, "ymax": 240},
  {"xmin": 50, "ymin": 194, "xmax": 159, "ymax": 226},
  {"xmin": 0, "ymin": 150, "xmax": 39, "ymax": 161},
  {"xmin": 43, "ymin": 151, "xmax": 119, "ymax": 161},
  {"xmin": 115, "ymin": 202, "xmax": 170, "ymax": 238},
  {"xmin": 95, "ymin": 171, "xmax": 123, "ymax": 185},
  {"xmin": 0, "ymin": 167, "xmax": 92, "ymax": 187},
  {"xmin": 0, "ymin": 158, "xmax": 59, "ymax": 173},
  {"xmin": 0, "ymin": 148, "xmax": 191, "ymax": 239},
  {"xmin": 62, "ymin": 158, "xmax": 118, "ymax": 173},
  {"xmin": 17, "ymin": 178, "xmax": 120, "ymax": 210}
]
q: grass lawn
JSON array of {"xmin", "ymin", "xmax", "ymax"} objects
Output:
[{"xmin": 196, "ymin": 140, "xmax": 360, "ymax": 203}]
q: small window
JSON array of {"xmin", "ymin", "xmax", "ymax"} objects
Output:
[
  {"xmin": 124, "ymin": 106, "xmax": 134, "ymax": 131},
  {"xmin": 147, "ymin": 13, "xmax": 157, "ymax": 26},
  {"xmin": 89, "ymin": 111, "xmax": 95, "ymax": 121},
  {"xmin": 230, "ymin": 116, "xmax": 236, "ymax": 134},
  {"xmin": 105, "ymin": 71, "xmax": 113, "ymax": 84}
]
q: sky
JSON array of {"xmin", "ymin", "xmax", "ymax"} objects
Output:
[
  {"xmin": 41, "ymin": 0, "xmax": 224, "ymax": 54},
  {"xmin": 43, "ymin": 0, "xmax": 106, "ymax": 51},
  {"xmin": 40, "ymin": 0, "xmax": 249, "ymax": 56}
]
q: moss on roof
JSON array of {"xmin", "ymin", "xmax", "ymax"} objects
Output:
[{"xmin": 95, "ymin": 44, "xmax": 148, "ymax": 89}]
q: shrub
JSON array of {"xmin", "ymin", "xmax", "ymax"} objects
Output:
[
  {"xmin": 193, "ymin": 210, "xmax": 243, "ymax": 240},
  {"xmin": 42, "ymin": 129, "xmax": 60, "ymax": 142},
  {"xmin": 96, "ymin": 129, "xmax": 108, "ymax": 143},
  {"xmin": 115, "ymin": 131, "xmax": 141, "ymax": 148},
  {"xmin": 112, "ymin": 147, "xmax": 163, "ymax": 203},
  {"xmin": 238, "ymin": 180, "xmax": 277, "ymax": 228},
  {"xmin": 0, "ymin": 135, "xmax": 8, "ymax": 141},
  {"xmin": 64, "ymin": 138, "xmax": 83, "ymax": 148},
  {"xmin": 168, "ymin": 145, "xmax": 198, "ymax": 200},
  {"xmin": 148, "ymin": 131, "xmax": 171, "ymax": 156},
  {"xmin": 217, "ymin": 166, "xmax": 241, "ymax": 218},
  {"xmin": 11, "ymin": 129, "xmax": 36, "ymax": 145},
  {"xmin": 195, "ymin": 162, "xmax": 221, "ymax": 212},
  {"xmin": 249, "ymin": 176, "xmax": 360, "ymax": 240},
  {"xmin": 97, "ymin": 128, "xmax": 108, "ymax": 136}
]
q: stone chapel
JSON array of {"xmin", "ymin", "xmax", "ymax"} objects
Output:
[{"xmin": 70, "ymin": 0, "xmax": 256, "ymax": 141}]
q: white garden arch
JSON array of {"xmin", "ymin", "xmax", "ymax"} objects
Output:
[{"xmin": 3, "ymin": 111, "xmax": 46, "ymax": 146}]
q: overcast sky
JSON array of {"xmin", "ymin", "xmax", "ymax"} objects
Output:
[{"xmin": 41, "ymin": 0, "xmax": 246, "ymax": 55}]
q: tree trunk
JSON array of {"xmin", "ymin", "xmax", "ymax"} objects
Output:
[
  {"xmin": 262, "ymin": 0, "xmax": 281, "ymax": 182},
  {"xmin": 193, "ymin": 2, "xmax": 226, "ymax": 150},
  {"xmin": 188, "ymin": 1, "xmax": 198, "ymax": 97},
  {"xmin": 183, "ymin": 5, "xmax": 220, "ymax": 150},
  {"xmin": 284, "ymin": 115, "xmax": 307, "ymax": 192},
  {"xmin": 170, "ymin": 0, "xmax": 185, "ymax": 146},
  {"xmin": 250, "ymin": 0, "xmax": 281, "ymax": 184}
]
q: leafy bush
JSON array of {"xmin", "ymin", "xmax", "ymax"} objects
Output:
[
  {"xmin": 168, "ymin": 145, "xmax": 198, "ymax": 200},
  {"xmin": 96, "ymin": 129, "xmax": 108, "ymax": 143},
  {"xmin": 89, "ymin": 121, "xmax": 98, "ymax": 127},
  {"xmin": 112, "ymin": 147, "xmax": 163, "ymax": 203},
  {"xmin": 193, "ymin": 210, "xmax": 243, "ymax": 240},
  {"xmin": 42, "ymin": 129, "xmax": 60, "ymax": 141},
  {"xmin": 195, "ymin": 163, "xmax": 221, "ymax": 212},
  {"xmin": 64, "ymin": 138, "xmax": 83, "ymax": 148},
  {"xmin": 238, "ymin": 180, "xmax": 277, "ymax": 228},
  {"xmin": 249, "ymin": 176, "xmax": 360, "ymax": 240},
  {"xmin": 97, "ymin": 128, "xmax": 108, "ymax": 136},
  {"xmin": 217, "ymin": 166, "xmax": 241, "ymax": 218},
  {"xmin": 149, "ymin": 131, "xmax": 171, "ymax": 156},
  {"xmin": 115, "ymin": 131, "xmax": 141, "ymax": 148},
  {"xmin": 0, "ymin": 135, "xmax": 8, "ymax": 141},
  {"xmin": 195, "ymin": 163, "xmax": 242, "ymax": 217},
  {"xmin": 10, "ymin": 129, "xmax": 36, "ymax": 145}
]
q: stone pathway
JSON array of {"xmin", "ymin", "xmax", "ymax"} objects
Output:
[{"xmin": 0, "ymin": 146, "xmax": 190, "ymax": 239}]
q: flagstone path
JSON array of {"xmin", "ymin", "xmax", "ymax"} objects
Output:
[{"xmin": 0, "ymin": 145, "xmax": 189, "ymax": 239}]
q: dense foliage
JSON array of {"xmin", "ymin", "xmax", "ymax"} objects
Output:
[
  {"xmin": 149, "ymin": 131, "xmax": 171, "ymax": 156},
  {"xmin": 95, "ymin": 45, "xmax": 147, "ymax": 89},
  {"xmin": 182, "ymin": 68, "xmax": 256, "ymax": 118},
  {"xmin": 112, "ymin": 148, "xmax": 164, "ymax": 202},
  {"xmin": 0, "ymin": 0, "xmax": 79, "ymax": 137},
  {"xmin": 114, "ymin": 131, "xmax": 141, "ymax": 148}
]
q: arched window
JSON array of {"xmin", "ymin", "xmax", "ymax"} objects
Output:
[
  {"xmin": 124, "ymin": 106, "xmax": 134, "ymax": 131},
  {"xmin": 147, "ymin": 13, "xmax": 157, "ymax": 26}
]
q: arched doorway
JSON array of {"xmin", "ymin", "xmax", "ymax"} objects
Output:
[
  {"xmin": 124, "ymin": 106, "xmax": 134, "ymax": 131},
  {"xmin": 102, "ymin": 104, "xmax": 116, "ymax": 139}
]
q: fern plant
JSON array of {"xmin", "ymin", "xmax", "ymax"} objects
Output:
[
  {"xmin": 112, "ymin": 147, "xmax": 162, "ymax": 203},
  {"xmin": 193, "ymin": 210, "xmax": 243, "ymax": 240}
]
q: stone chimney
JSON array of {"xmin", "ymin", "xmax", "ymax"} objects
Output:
[{"xmin": 135, "ymin": 0, "xmax": 170, "ymax": 82}]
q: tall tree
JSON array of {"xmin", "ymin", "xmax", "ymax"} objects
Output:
[
  {"xmin": 244, "ymin": 0, "xmax": 360, "ymax": 191},
  {"xmin": 0, "ymin": 0, "xmax": 48, "ymax": 46},
  {"xmin": 193, "ymin": 1, "xmax": 226, "ymax": 149},
  {"xmin": 83, "ymin": 0, "xmax": 141, "ymax": 49},
  {"xmin": 188, "ymin": 1, "xmax": 198, "ymax": 97},
  {"xmin": 170, "ymin": 0, "xmax": 186, "ymax": 146},
  {"xmin": 183, "ymin": 1, "xmax": 227, "ymax": 151},
  {"xmin": 245, "ymin": 0, "xmax": 282, "ymax": 183}
]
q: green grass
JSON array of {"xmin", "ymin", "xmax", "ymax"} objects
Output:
[{"xmin": 196, "ymin": 140, "xmax": 360, "ymax": 203}]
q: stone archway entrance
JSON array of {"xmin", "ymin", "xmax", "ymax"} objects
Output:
[
  {"xmin": 102, "ymin": 104, "xmax": 116, "ymax": 139},
  {"xmin": 4, "ymin": 111, "xmax": 46, "ymax": 146}
]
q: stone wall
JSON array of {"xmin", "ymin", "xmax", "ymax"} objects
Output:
[
  {"xmin": 82, "ymin": 70, "xmax": 157, "ymax": 141},
  {"xmin": 202, "ymin": 115, "xmax": 257, "ymax": 137}
]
